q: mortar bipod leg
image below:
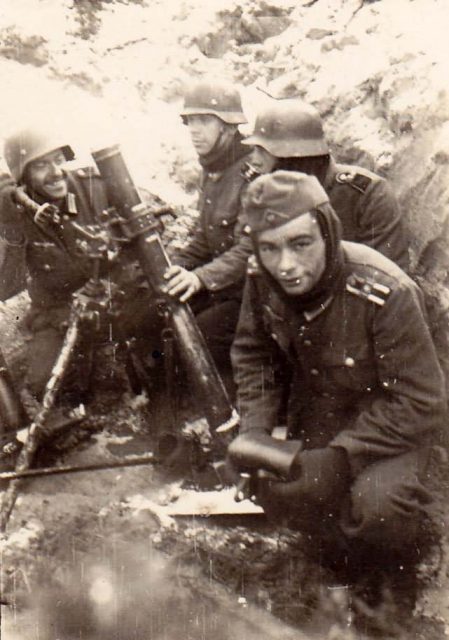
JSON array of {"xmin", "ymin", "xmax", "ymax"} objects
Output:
[{"xmin": 0, "ymin": 305, "xmax": 83, "ymax": 531}]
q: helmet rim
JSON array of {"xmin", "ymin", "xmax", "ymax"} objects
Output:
[
  {"xmin": 4, "ymin": 129, "xmax": 75, "ymax": 182},
  {"xmin": 242, "ymin": 133, "xmax": 329, "ymax": 158}
]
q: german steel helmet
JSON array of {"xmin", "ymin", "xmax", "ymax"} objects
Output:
[
  {"xmin": 243, "ymin": 98, "xmax": 329, "ymax": 157},
  {"xmin": 180, "ymin": 79, "xmax": 247, "ymax": 125},
  {"xmin": 3, "ymin": 128, "xmax": 75, "ymax": 182}
]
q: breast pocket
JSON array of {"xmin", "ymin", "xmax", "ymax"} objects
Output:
[
  {"xmin": 321, "ymin": 343, "xmax": 377, "ymax": 393},
  {"xmin": 28, "ymin": 241, "xmax": 61, "ymax": 273}
]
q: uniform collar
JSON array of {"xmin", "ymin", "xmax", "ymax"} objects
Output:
[
  {"xmin": 25, "ymin": 185, "xmax": 78, "ymax": 216},
  {"xmin": 323, "ymin": 156, "xmax": 338, "ymax": 190},
  {"xmin": 303, "ymin": 294, "xmax": 334, "ymax": 322},
  {"xmin": 65, "ymin": 191, "xmax": 78, "ymax": 215},
  {"xmin": 267, "ymin": 288, "xmax": 334, "ymax": 323}
]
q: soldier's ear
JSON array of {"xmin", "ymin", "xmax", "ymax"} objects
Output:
[{"xmin": 223, "ymin": 122, "xmax": 237, "ymax": 134}]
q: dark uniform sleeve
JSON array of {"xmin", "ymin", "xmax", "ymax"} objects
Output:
[
  {"xmin": 193, "ymin": 230, "xmax": 253, "ymax": 291},
  {"xmin": 174, "ymin": 212, "xmax": 253, "ymax": 292},
  {"xmin": 172, "ymin": 218, "xmax": 213, "ymax": 271},
  {"xmin": 0, "ymin": 174, "xmax": 27, "ymax": 299},
  {"xmin": 173, "ymin": 159, "xmax": 252, "ymax": 292},
  {"xmin": 332, "ymin": 280, "xmax": 447, "ymax": 473},
  {"xmin": 231, "ymin": 274, "xmax": 286, "ymax": 434},
  {"xmin": 356, "ymin": 177, "xmax": 410, "ymax": 271}
]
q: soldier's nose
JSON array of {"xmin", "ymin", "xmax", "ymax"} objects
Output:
[
  {"xmin": 49, "ymin": 162, "xmax": 64, "ymax": 178},
  {"xmin": 278, "ymin": 250, "xmax": 296, "ymax": 274}
]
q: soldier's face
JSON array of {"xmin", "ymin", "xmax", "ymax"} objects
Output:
[
  {"xmin": 249, "ymin": 146, "xmax": 277, "ymax": 174},
  {"xmin": 186, "ymin": 114, "xmax": 225, "ymax": 156},
  {"xmin": 258, "ymin": 212, "xmax": 326, "ymax": 295},
  {"xmin": 26, "ymin": 149, "xmax": 68, "ymax": 201}
]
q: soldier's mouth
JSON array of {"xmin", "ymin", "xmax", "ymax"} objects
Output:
[
  {"xmin": 45, "ymin": 179, "xmax": 66, "ymax": 189},
  {"xmin": 281, "ymin": 277, "xmax": 302, "ymax": 286}
]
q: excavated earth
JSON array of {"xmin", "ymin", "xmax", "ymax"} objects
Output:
[{"xmin": 0, "ymin": 1, "xmax": 449, "ymax": 639}]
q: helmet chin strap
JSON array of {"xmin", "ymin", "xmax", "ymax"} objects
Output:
[
  {"xmin": 212, "ymin": 124, "xmax": 236, "ymax": 153},
  {"xmin": 23, "ymin": 169, "xmax": 69, "ymax": 205},
  {"xmin": 198, "ymin": 123, "xmax": 238, "ymax": 170}
]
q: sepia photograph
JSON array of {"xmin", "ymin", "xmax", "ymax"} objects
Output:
[{"xmin": 0, "ymin": 1, "xmax": 448, "ymax": 638}]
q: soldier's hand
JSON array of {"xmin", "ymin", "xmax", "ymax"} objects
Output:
[
  {"xmin": 0, "ymin": 176, "xmax": 24, "ymax": 245},
  {"xmin": 263, "ymin": 447, "xmax": 350, "ymax": 507},
  {"xmin": 163, "ymin": 265, "xmax": 203, "ymax": 302}
]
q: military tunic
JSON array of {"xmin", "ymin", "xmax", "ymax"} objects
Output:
[
  {"xmin": 171, "ymin": 140, "xmax": 252, "ymax": 380},
  {"xmin": 233, "ymin": 242, "xmax": 444, "ymax": 471},
  {"xmin": 174, "ymin": 150, "xmax": 252, "ymax": 296},
  {"xmin": 0, "ymin": 168, "xmax": 147, "ymax": 397},
  {"xmin": 324, "ymin": 158, "xmax": 409, "ymax": 271}
]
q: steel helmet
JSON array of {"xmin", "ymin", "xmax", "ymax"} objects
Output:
[
  {"xmin": 180, "ymin": 79, "xmax": 247, "ymax": 125},
  {"xmin": 243, "ymin": 99, "xmax": 329, "ymax": 157},
  {"xmin": 3, "ymin": 128, "xmax": 75, "ymax": 182}
]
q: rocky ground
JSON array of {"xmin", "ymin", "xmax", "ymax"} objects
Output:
[{"xmin": 0, "ymin": 1, "xmax": 449, "ymax": 638}]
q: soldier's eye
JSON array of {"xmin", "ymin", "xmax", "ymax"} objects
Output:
[
  {"xmin": 33, "ymin": 161, "xmax": 48, "ymax": 170},
  {"xmin": 259, "ymin": 244, "xmax": 276, "ymax": 253},
  {"xmin": 291, "ymin": 240, "xmax": 311, "ymax": 250}
]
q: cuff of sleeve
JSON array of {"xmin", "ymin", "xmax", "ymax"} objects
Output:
[{"xmin": 193, "ymin": 266, "xmax": 217, "ymax": 291}]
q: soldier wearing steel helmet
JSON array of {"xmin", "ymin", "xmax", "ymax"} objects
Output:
[
  {"xmin": 243, "ymin": 98, "xmax": 409, "ymax": 270},
  {"xmin": 228, "ymin": 171, "xmax": 445, "ymax": 557},
  {"xmin": 0, "ymin": 128, "xmax": 151, "ymax": 401},
  {"xmin": 163, "ymin": 78, "xmax": 253, "ymax": 386}
]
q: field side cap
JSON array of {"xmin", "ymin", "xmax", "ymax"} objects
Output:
[
  {"xmin": 4, "ymin": 128, "xmax": 75, "ymax": 182},
  {"xmin": 242, "ymin": 98, "xmax": 328, "ymax": 157},
  {"xmin": 180, "ymin": 79, "xmax": 247, "ymax": 124},
  {"xmin": 244, "ymin": 171, "xmax": 329, "ymax": 233}
]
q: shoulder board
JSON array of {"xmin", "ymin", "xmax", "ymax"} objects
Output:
[
  {"xmin": 346, "ymin": 273, "xmax": 391, "ymax": 306},
  {"xmin": 336, "ymin": 170, "xmax": 372, "ymax": 194},
  {"xmin": 247, "ymin": 254, "xmax": 261, "ymax": 276},
  {"xmin": 74, "ymin": 166, "xmax": 101, "ymax": 179}
]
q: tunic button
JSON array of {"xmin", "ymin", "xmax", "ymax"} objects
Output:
[
  {"xmin": 344, "ymin": 357, "xmax": 355, "ymax": 367},
  {"xmin": 271, "ymin": 333, "xmax": 278, "ymax": 340},
  {"xmin": 304, "ymin": 339, "xmax": 312, "ymax": 347},
  {"xmin": 205, "ymin": 198, "xmax": 212, "ymax": 204},
  {"xmin": 221, "ymin": 219, "xmax": 229, "ymax": 227},
  {"xmin": 310, "ymin": 368, "xmax": 319, "ymax": 376},
  {"xmin": 43, "ymin": 264, "xmax": 51, "ymax": 271}
]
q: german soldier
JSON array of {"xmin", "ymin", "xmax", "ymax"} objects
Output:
[
  {"xmin": 242, "ymin": 98, "xmax": 409, "ymax": 270},
  {"xmin": 0, "ymin": 128, "xmax": 150, "ymax": 401},
  {"xmin": 228, "ymin": 171, "xmax": 446, "ymax": 556},
  {"xmin": 163, "ymin": 79, "xmax": 253, "ymax": 385}
]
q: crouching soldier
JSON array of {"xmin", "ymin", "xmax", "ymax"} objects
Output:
[
  {"xmin": 163, "ymin": 79, "xmax": 253, "ymax": 388},
  {"xmin": 0, "ymin": 128, "xmax": 151, "ymax": 402},
  {"xmin": 228, "ymin": 171, "xmax": 446, "ymax": 557}
]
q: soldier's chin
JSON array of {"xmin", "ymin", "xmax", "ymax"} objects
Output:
[{"xmin": 42, "ymin": 182, "xmax": 68, "ymax": 201}]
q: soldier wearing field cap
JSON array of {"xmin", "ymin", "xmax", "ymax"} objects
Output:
[
  {"xmin": 243, "ymin": 98, "xmax": 409, "ymax": 270},
  {"xmin": 228, "ymin": 171, "xmax": 446, "ymax": 555}
]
